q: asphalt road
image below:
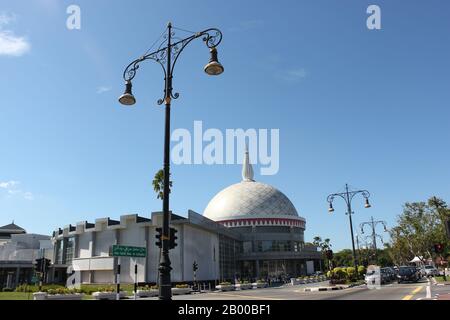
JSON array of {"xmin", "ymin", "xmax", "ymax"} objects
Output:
[{"xmin": 149, "ymin": 278, "xmax": 449, "ymax": 300}]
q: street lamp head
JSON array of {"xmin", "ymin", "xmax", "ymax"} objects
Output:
[
  {"xmin": 118, "ymin": 81, "xmax": 136, "ymax": 106},
  {"xmin": 204, "ymin": 47, "xmax": 224, "ymax": 76},
  {"xmin": 364, "ymin": 198, "xmax": 371, "ymax": 209},
  {"xmin": 328, "ymin": 202, "xmax": 335, "ymax": 213}
]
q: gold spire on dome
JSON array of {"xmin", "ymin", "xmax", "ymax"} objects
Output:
[{"xmin": 242, "ymin": 146, "xmax": 255, "ymax": 182}]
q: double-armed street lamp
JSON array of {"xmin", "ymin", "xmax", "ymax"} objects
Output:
[
  {"xmin": 360, "ymin": 216, "xmax": 387, "ymax": 264},
  {"xmin": 327, "ymin": 184, "xmax": 372, "ymax": 270},
  {"xmin": 118, "ymin": 22, "xmax": 224, "ymax": 300}
]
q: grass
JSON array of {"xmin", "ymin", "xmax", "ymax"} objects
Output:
[
  {"xmin": 0, "ymin": 283, "xmax": 137, "ymax": 300},
  {"xmin": 0, "ymin": 292, "xmax": 34, "ymax": 300},
  {"xmin": 0, "ymin": 292, "xmax": 96, "ymax": 300},
  {"xmin": 435, "ymin": 276, "xmax": 449, "ymax": 283}
]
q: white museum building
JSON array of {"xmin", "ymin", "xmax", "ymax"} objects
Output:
[{"xmin": 49, "ymin": 151, "xmax": 322, "ymax": 285}]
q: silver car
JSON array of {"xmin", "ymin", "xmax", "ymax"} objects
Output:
[{"xmin": 424, "ymin": 265, "xmax": 438, "ymax": 277}]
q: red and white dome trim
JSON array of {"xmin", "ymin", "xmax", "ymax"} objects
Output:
[{"xmin": 217, "ymin": 217, "xmax": 305, "ymax": 228}]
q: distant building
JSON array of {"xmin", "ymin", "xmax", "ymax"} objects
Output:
[
  {"xmin": 0, "ymin": 222, "xmax": 26, "ymax": 245},
  {"xmin": 50, "ymin": 151, "xmax": 322, "ymax": 285},
  {"xmin": 0, "ymin": 222, "xmax": 51, "ymax": 289}
]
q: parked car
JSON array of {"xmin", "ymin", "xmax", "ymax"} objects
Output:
[
  {"xmin": 380, "ymin": 268, "xmax": 393, "ymax": 284},
  {"xmin": 397, "ymin": 266, "xmax": 421, "ymax": 283},
  {"xmin": 417, "ymin": 267, "xmax": 427, "ymax": 278},
  {"xmin": 365, "ymin": 269, "xmax": 379, "ymax": 285},
  {"xmin": 423, "ymin": 265, "xmax": 439, "ymax": 277},
  {"xmin": 383, "ymin": 267, "xmax": 397, "ymax": 281}
]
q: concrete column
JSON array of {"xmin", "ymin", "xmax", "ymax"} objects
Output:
[
  {"xmin": 180, "ymin": 225, "xmax": 184, "ymax": 281},
  {"xmin": 255, "ymin": 260, "xmax": 260, "ymax": 279},
  {"xmin": 6, "ymin": 272, "xmax": 13, "ymax": 288},
  {"xmin": 15, "ymin": 267, "xmax": 20, "ymax": 288},
  {"xmin": 144, "ymin": 226, "xmax": 149, "ymax": 283},
  {"xmin": 91, "ymin": 232, "xmax": 96, "ymax": 257},
  {"xmin": 74, "ymin": 235, "xmax": 79, "ymax": 259}
]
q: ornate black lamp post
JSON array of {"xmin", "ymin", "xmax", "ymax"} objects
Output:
[
  {"xmin": 118, "ymin": 22, "xmax": 224, "ymax": 300},
  {"xmin": 360, "ymin": 216, "xmax": 387, "ymax": 264},
  {"xmin": 327, "ymin": 184, "xmax": 371, "ymax": 270}
]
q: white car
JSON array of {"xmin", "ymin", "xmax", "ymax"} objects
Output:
[
  {"xmin": 424, "ymin": 265, "xmax": 438, "ymax": 277},
  {"xmin": 365, "ymin": 270, "xmax": 381, "ymax": 285}
]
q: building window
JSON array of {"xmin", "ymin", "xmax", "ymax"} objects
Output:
[
  {"xmin": 55, "ymin": 240, "xmax": 64, "ymax": 264},
  {"xmin": 255, "ymin": 240, "xmax": 292, "ymax": 252},
  {"xmin": 243, "ymin": 241, "xmax": 252, "ymax": 254},
  {"xmin": 64, "ymin": 237, "xmax": 75, "ymax": 264},
  {"xmin": 293, "ymin": 241, "xmax": 305, "ymax": 252}
]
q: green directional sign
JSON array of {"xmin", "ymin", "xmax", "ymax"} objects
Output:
[{"xmin": 112, "ymin": 245, "xmax": 147, "ymax": 258}]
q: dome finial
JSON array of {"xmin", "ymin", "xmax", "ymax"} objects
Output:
[{"xmin": 242, "ymin": 144, "xmax": 255, "ymax": 182}]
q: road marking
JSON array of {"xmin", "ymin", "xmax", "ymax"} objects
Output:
[
  {"xmin": 412, "ymin": 286, "xmax": 423, "ymax": 294},
  {"xmin": 426, "ymin": 282, "xmax": 431, "ymax": 299},
  {"xmin": 216, "ymin": 293, "xmax": 282, "ymax": 300},
  {"xmin": 402, "ymin": 286, "xmax": 423, "ymax": 300}
]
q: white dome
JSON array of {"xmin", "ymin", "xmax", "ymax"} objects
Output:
[{"xmin": 203, "ymin": 181, "xmax": 299, "ymax": 221}]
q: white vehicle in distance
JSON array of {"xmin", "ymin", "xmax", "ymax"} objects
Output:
[{"xmin": 424, "ymin": 265, "xmax": 439, "ymax": 277}]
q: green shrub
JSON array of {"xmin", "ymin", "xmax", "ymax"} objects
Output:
[
  {"xmin": 357, "ymin": 266, "xmax": 366, "ymax": 278},
  {"xmin": 175, "ymin": 284, "xmax": 189, "ymax": 289},
  {"xmin": 15, "ymin": 284, "xmax": 30, "ymax": 292},
  {"xmin": 2, "ymin": 287, "xmax": 13, "ymax": 292},
  {"xmin": 332, "ymin": 267, "xmax": 347, "ymax": 280},
  {"xmin": 219, "ymin": 282, "xmax": 231, "ymax": 285},
  {"xmin": 346, "ymin": 267, "xmax": 357, "ymax": 281}
]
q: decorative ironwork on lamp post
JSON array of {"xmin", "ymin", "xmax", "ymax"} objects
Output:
[
  {"xmin": 327, "ymin": 184, "xmax": 372, "ymax": 270},
  {"xmin": 360, "ymin": 216, "xmax": 387, "ymax": 264},
  {"xmin": 118, "ymin": 22, "xmax": 224, "ymax": 300}
]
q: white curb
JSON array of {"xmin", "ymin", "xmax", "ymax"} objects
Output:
[{"xmin": 304, "ymin": 286, "xmax": 346, "ymax": 292}]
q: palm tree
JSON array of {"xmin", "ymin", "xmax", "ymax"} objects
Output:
[
  {"xmin": 313, "ymin": 236, "xmax": 333, "ymax": 271},
  {"xmin": 152, "ymin": 169, "xmax": 172, "ymax": 200}
]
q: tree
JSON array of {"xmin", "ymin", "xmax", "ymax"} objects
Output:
[
  {"xmin": 333, "ymin": 249, "xmax": 354, "ymax": 267},
  {"xmin": 313, "ymin": 236, "xmax": 333, "ymax": 270},
  {"xmin": 152, "ymin": 169, "xmax": 173, "ymax": 200},
  {"xmin": 388, "ymin": 198, "xmax": 448, "ymax": 265},
  {"xmin": 428, "ymin": 197, "xmax": 450, "ymax": 229}
]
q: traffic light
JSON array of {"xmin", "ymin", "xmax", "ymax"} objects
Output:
[
  {"xmin": 44, "ymin": 258, "xmax": 51, "ymax": 271},
  {"xmin": 155, "ymin": 227, "xmax": 162, "ymax": 248},
  {"xmin": 169, "ymin": 227, "xmax": 178, "ymax": 249},
  {"xmin": 193, "ymin": 261, "xmax": 198, "ymax": 272},
  {"xmin": 35, "ymin": 258, "xmax": 43, "ymax": 272},
  {"xmin": 434, "ymin": 243, "xmax": 444, "ymax": 254},
  {"xmin": 326, "ymin": 250, "xmax": 334, "ymax": 260}
]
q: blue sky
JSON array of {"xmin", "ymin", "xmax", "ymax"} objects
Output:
[{"xmin": 1, "ymin": 0, "xmax": 449, "ymax": 250}]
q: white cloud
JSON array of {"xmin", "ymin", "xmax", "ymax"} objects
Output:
[
  {"xmin": 0, "ymin": 12, "xmax": 31, "ymax": 57},
  {"xmin": 96, "ymin": 86, "xmax": 112, "ymax": 94},
  {"xmin": 0, "ymin": 13, "xmax": 16, "ymax": 25},
  {"xmin": 0, "ymin": 180, "xmax": 19, "ymax": 189},
  {"xmin": 0, "ymin": 180, "xmax": 34, "ymax": 200}
]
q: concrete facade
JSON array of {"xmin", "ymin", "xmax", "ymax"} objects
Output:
[
  {"xmin": 51, "ymin": 211, "xmax": 235, "ymax": 284},
  {"xmin": 50, "ymin": 209, "xmax": 321, "ymax": 285}
]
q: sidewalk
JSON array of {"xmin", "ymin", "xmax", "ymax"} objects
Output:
[{"xmin": 437, "ymin": 293, "xmax": 450, "ymax": 300}]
